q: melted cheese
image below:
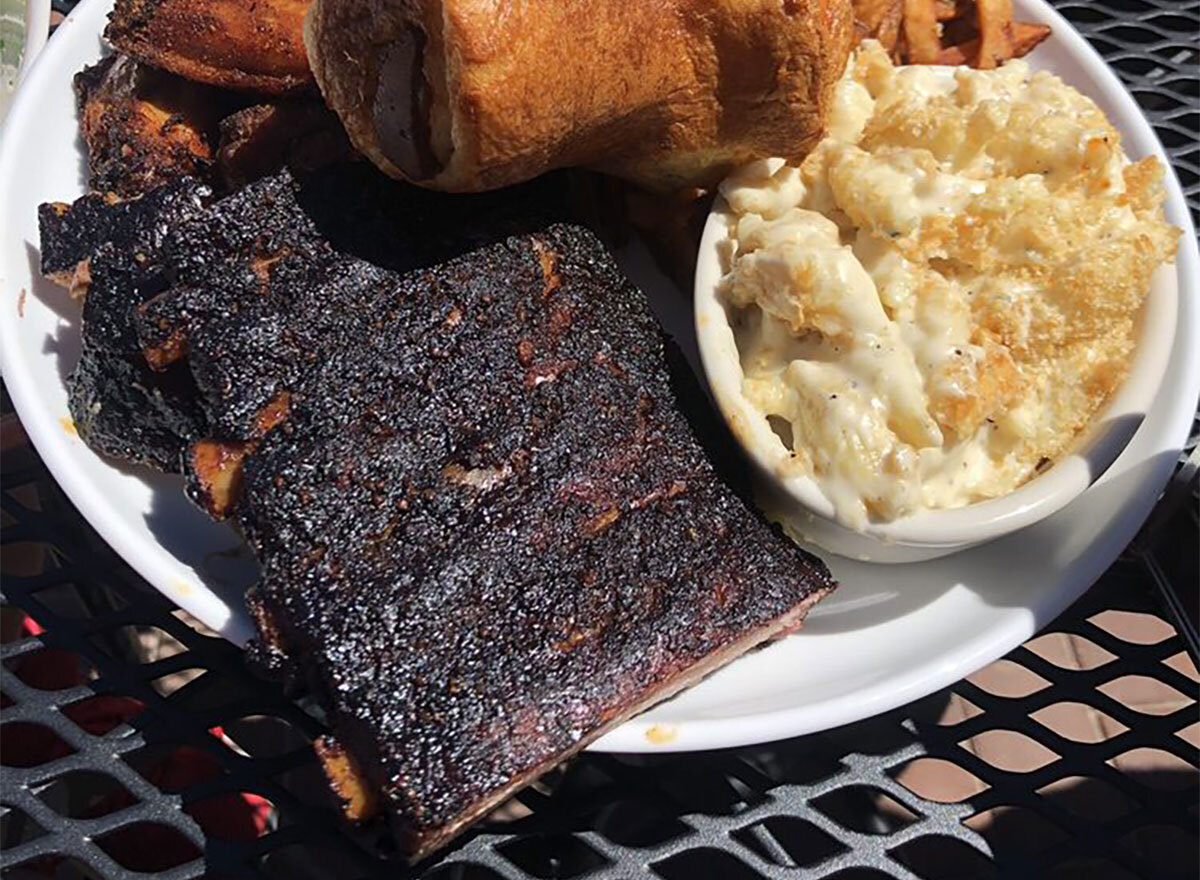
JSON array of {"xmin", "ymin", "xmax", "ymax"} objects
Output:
[{"xmin": 718, "ymin": 41, "xmax": 1178, "ymax": 530}]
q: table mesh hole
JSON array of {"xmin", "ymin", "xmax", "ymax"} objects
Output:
[
  {"xmin": 1088, "ymin": 609, "xmax": 1176, "ymax": 645},
  {"xmin": 95, "ymin": 822, "xmax": 201, "ymax": 872},
  {"xmin": 1097, "ymin": 675, "xmax": 1195, "ymax": 715},
  {"xmin": 737, "ymin": 747, "xmax": 845, "ymax": 787},
  {"xmin": 1163, "ymin": 651, "xmax": 1200, "ymax": 682},
  {"xmin": 1030, "ymin": 702, "xmax": 1127, "ymax": 743},
  {"xmin": 3, "ymin": 648, "xmax": 96, "ymax": 690},
  {"xmin": 0, "ymin": 608, "xmax": 39, "ymax": 644},
  {"xmin": 967, "ymin": 660, "xmax": 1051, "ymax": 698},
  {"xmin": 1103, "ymin": 23, "xmax": 1168, "ymax": 43},
  {"xmin": 120, "ymin": 742, "xmax": 221, "ymax": 793},
  {"xmin": 170, "ymin": 608, "xmax": 222, "ymax": 639},
  {"xmin": 1036, "ymin": 775, "xmax": 1139, "ymax": 823},
  {"xmin": 0, "ymin": 722, "xmax": 76, "ymax": 767},
  {"xmin": 1061, "ymin": 4, "xmax": 1111, "ymax": 22},
  {"xmin": 733, "ymin": 816, "xmax": 848, "ymax": 867},
  {"xmin": 271, "ymin": 761, "xmax": 342, "ymax": 811},
  {"xmin": 1151, "ymin": 44, "xmax": 1200, "ymax": 67},
  {"xmin": 0, "ymin": 541, "xmax": 52, "ymax": 578},
  {"xmin": 812, "ymin": 785, "xmax": 920, "ymax": 834},
  {"xmin": 32, "ymin": 582, "xmax": 126, "ymax": 620},
  {"xmin": 1143, "ymin": 12, "xmax": 1198, "ymax": 32},
  {"xmin": 1119, "ymin": 824, "xmax": 1200, "ymax": 875},
  {"xmin": 891, "ymin": 757, "xmax": 988, "ymax": 803},
  {"xmin": 149, "ymin": 667, "xmax": 207, "ymax": 698},
  {"xmin": 964, "ymin": 805, "xmax": 1069, "ymax": 855},
  {"xmin": 222, "ymin": 714, "xmax": 310, "ymax": 758},
  {"xmin": 496, "ymin": 834, "xmax": 610, "ymax": 879},
  {"xmin": 90, "ymin": 626, "xmax": 186, "ymax": 663},
  {"xmin": 1106, "ymin": 747, "xmax": 1198, "ymax": 789},
  {"xmin": 34, "ymin": 770, "xmax": 132, "ymax": 818},
  {"xmin": 910, "ymin": 692, "xmax": 984, "ymax": 727},
  {"xmin": 185, "ymin": 790, "xmax": 276, "ymax": 841},
  {"xmin": 965, "ymin": 730, "xmax": 1061, "ymax": 773},
  {"xmin": 1044, "ymin": 857, "xmax": 1139, "ymax": 880},
  {"xmin": 1023, "ymin": 633, "xmax": 1117, "ymax": 671},
  {"xmin": 888, "ymin": 834, "xmax": 997, "ymax": 879},
  {"xmin": 1109, "ymin": 54, "xmax": 1166, "ymax": 77},
  {"xmin": 591, "ymin": 799, "xmax": 691, "ymax": 848},
  {"xmin": 652, "ymin": 765, "xmax": 765, "ymax": 816},
  {"xmin": 1174, "ymin": 720, "xmax": 1200, "ymax": 748},
  {"xmin": 61, "ymin": 695, "xmax": 143, "ymax": 737},
  {"xmin": 0, "ymin": 805, "xmax": 48, "ymax": 849}
]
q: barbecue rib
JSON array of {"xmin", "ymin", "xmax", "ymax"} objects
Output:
[
  {"xmin": 40, "ymin": 167, "xmax": 835, "ymax": 861},
  {"xmin": 76, "ymin": 53, "xmax": 352, "ymax": 197},
  {"xmin": 216, "ymin": 100, "xmax": 352, "ymax": 189},
  {"xmin": 75, "ymin": 55, "xmax": 232, "ymax": 198},
  {"xmin": 40, "ymin": 164, "xmax": 571, "ymax": 471},
  {"xmin": 38, "ymin": 179, "xmax": 207, "ymax": 290},
  {"xmin": 139, "ymin": 164, "xmax": 572, "ymax": 512},
  {"xmin": 39, "ymin": 181, "xmax": 213, "ymax": 469},
  {"xmin": 105, "ymin": 0, "xmax": 312, "ymax": 94},
  {"xmin": 213, "ymin": 223, "xmax": 834, "ymax": 860}
]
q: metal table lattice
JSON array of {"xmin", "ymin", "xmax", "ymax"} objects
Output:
[{"xmin": 2, "ymin": 1, "xmax": 1198, "ymax": 878}]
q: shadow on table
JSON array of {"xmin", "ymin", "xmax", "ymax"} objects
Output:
[{"xmin": 440, "ymin": 690, "xmax": 1198, "ymax": 880}]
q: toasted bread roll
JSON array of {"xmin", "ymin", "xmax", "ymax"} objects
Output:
[{"xmin": 305, "ymin": 0, "xmax": 855, "ymax": 192}]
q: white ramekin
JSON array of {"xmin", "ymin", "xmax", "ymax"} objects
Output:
[{"xmin": 693, "ymin": 197, "xmax": 1178, "ymax": 563}]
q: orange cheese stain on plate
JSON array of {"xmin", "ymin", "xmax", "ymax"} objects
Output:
[
  {"xmin": 644, "ymin": 724, "xmax": 679, "ymax": 745},
  {"xmin": 58, "ymin": 416, "xmax": 77, "ymax": 436}
]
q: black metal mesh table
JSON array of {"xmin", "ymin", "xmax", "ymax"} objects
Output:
[{"xmin": 3, "ymin": 1, "xmax": 1198, "ymax": 878}]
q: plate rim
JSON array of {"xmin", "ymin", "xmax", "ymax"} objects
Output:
[{"xmin": 1, "ymin": 0, "xmax": 1196, "ymax": 753}]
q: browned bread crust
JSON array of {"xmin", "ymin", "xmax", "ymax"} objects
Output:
[{"xmin": 305, "ymin": 0, "xmax": 855, "ymax": 192}]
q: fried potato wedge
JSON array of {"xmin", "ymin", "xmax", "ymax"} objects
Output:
[
  {"xmin": 105, "ymin": 0, "xmax": 312, "ymax": 94},
  {"xmin": 975, "ymin": 0, "xmax": 1015, "ymax": 68},
  {"xmin": 902, "ymin": 0, "xmax": 944, "ymax": 64},
  {"xmin": 938, "ymin": 19, "xmax": 1050, "ymax": 65}
]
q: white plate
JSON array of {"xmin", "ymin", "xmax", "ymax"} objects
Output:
[{"xmin": 1, "ymin": 0, "xmax": 1196, "ymax": 753}]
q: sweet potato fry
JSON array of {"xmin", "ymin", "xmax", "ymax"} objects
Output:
[
  {"xmin": 976, "ymin": 0, "xmax": 1014, "ymax": 68},
  {"xmin": 903, "ymin": 0, "xmax": 945, "ymax": 64},
  {"xmin": 1009, "ymin": 20, "xmax": 1052, "ymax": 56},
  {"xmin": 938, "ymin": 20, "xmax": 1050, "ymax": 65},
  {"xmin": 877, "ymin": 0, "xmax": 907, "ymax": 53}
]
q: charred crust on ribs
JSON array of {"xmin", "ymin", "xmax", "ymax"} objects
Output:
[
  {"xmin": 68, "ymin": 242, "xmax": 210, "ymax": 470},
  {"xmin": 74, "ymin": 55, "xmax": 232, "ymax": 198},
  {"xmin": 39, "ymin": 161, "xmax": 834, "ymax": 861},
  {"xmin": 227, "ymin": 223, "xmax": 834, "ymax": 860}
]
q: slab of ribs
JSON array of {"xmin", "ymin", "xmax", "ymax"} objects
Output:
[{"xmin": 40, "ymin": 156, "xmax": 835, "ymax": 860}]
